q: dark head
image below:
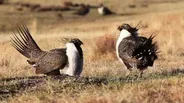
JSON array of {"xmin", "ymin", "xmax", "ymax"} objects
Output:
[
  {"xmin": 69, "ymin": 38, "xmax": 83, "ymax": 58},
  {"xmin": 118, "ymin": 23, "xmax": 138, "ymax": 34},
  {"xmin": 70, "ymin": 38, "xmax": 83, "ymax": 46}
]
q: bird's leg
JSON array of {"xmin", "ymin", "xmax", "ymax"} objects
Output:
[
  {"xmin": 125, "ymin": 69, "xmax": 133, "ymax": 80},
  {"xmin": 131, "ymin": 64, "xmax": 139, "ymax": 78},
  {"xmin": 126, "ymin": 68, "xmax": 139, "ymax": 80},
  {"xmin": 126, "ymin": 67, "xmax": 135, "ymax": 79},
  {"xmin": 139, "ymin": 70, "xmax": 144, "ymax": 78}
]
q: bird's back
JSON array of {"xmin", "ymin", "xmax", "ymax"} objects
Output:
[
  {"xmin": 118, "ymin": 36, "xmax": 139, "ymax": 57},
  {"xmin": 133, "ymin": 36, "xmax": 158, "ymax": 69},
  {"xmin": 118, "ymin": 36, "xmax": 158, "ymax": 70}
]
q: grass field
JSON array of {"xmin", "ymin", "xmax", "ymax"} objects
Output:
[{"xmin": 0, "ymin": 0, "xmax": 184, "ymax": 102}]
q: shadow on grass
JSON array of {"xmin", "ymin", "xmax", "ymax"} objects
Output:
[{"xmin": 0, "ymin": 68, "xmax": 184, "ymax": 100}]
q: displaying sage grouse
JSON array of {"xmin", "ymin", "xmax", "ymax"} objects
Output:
[
  {"xmin": 73, "ymin": 4, "xmax": 90, "ymax": 16},
  {"xmin": 116, "ymin": 23, "xmax": 158, "ymax": 76},
  {"xmin": 11, "ymin": 24, "xmax": 83, "ymax": 76},
  {"xmin": 98, "ymin": 4, "xmax": 115, "ymax": 15}
]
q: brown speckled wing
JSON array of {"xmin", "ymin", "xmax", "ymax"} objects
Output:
[
  {"xmin": 118, "ymin": 36, "xmax": 141, "ymax": 68},
  {"xmin": 33, "ymin": 49, "xmax": 68, "ymax": 74},
  {"xmin": 11, "ymin": 24, "xmax": 68, "ymax": 74}
]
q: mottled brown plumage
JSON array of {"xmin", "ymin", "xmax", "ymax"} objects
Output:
[
  {"xmin": 118, "ymin": 36, "xmax": 158, "ymax": 70},
  {"xmin": 11, "ymin": 24, "xmax": 69, "ymax": 75},
  {"xmin": 73, "ymin": 4, "xmax": 90, "ymax": 16},
  {"xmin": 117, "ymin": 23, "xmax": 158, "ymax": 76}
]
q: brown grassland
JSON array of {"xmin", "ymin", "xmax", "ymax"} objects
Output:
[{"xmin": 0, "ymin": 0, "xmax": 184, "ymax": 103}]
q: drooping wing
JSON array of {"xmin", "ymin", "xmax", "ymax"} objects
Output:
[
  {"xmin": 118, "ymin": 36, "xmax": 141, "ymax": 68},
  {"xmin": 118, "ymin": 36, "xmax": 152, "ymax": 57},
  {"xmin": 11, "ymin": 23, "xmax": 43, "ymax": 59},
  {"xmin": 118, "ymin": 37, "xmax": 137, "ymax": 58},
  {"xmin": 118, "ymin": 35, "xmax": 158, "ymax": 69},
  {"xmin": 33, "ymin": 48, "xmax": 68, "ymax": 74}
]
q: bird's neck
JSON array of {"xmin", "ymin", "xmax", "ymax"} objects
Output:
[
  {"xmin": 65, "ymin": 43, "xmax": 83, "ymax": 76},
  {"xmin": 119, "ymin": 29, "xmax": 132, "ymax": 39},
  {"xmin": 98, "ymin": 7, "xmax": 104, "ymax": 14},
  {"xmin": 74, "ymin": 44, "xmax": 83, "ymax": 58},
  {"xmin": 116, "ymin": 29, "xmax": 131, "ymax": 48},
  {"xmin": 116, "ymin": 30, "xmax": 131, "ymax": 61}
]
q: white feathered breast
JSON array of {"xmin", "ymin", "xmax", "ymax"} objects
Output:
[
  {"xmin": 116, "ymin": 29, "xmax": 131, "ymax": 63},
  {"xmin": 98, "ymin": 7, "xmax": 104, "ymax": 15},
  {"xmin": 63, "ymin": 43, "xmax": 82, "ymax": 76}
]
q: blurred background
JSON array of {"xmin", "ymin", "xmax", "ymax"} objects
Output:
[{"xmin": 0, "ymin": 0, "xmax": 183, "ymax": 34}]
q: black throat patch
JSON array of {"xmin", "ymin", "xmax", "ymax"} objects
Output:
[{"xmin": 74, "ymin": 44, "xmax": 83, "ymax": 58}]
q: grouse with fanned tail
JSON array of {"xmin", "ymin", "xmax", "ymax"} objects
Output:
[
  {"xmin": 11, "ymin": 23, "xmax": 83, "ymax": 76},
  {"xmin": 116, "ymin": 23, "xmax": 158, "ymax": 76}
]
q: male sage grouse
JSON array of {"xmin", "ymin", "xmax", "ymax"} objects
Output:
[
  {"xmin": 98, "ymin": 4, "xmax": 115, "ymax": 16},
  {"xmin": 11, "ymin": 24, "xmax": 83, "ymax": 76},
  {"xmin": 116, "ymin": 23, "xmax": 158, "ymax": 76},
  {"xmin": 73, "ymin": 4, "xmax": 90, "ymax": 16}
]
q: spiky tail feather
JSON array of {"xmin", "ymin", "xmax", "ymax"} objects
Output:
[
  {"xmin": 10, "ymin": 23, "xmax": 42, "ymax": 58},
  {"xmin": 133, "ymin": 35, "xmax": 158, "ymax": 67}
]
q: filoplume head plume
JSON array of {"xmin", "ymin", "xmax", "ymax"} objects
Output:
[
  {"xmin": 60, "ymin": 37, "xmax": 83, "ymax": 46},
  {"xmin": 60, "ymin": 37, "xmax": 70, "ymax": 44}
]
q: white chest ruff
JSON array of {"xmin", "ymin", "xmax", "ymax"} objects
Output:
[
  {"xmin": 116, "ymin": 29, "xmax": 131, "ymax": 63},
  {"xmin": 62, "ymin": 43, "xmax": 83, "ymax": 76},
  {"xmin": 98, "ymin": 7, "xmax": 104, "ymax": 15}
]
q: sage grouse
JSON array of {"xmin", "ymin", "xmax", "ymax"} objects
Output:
[
  {"xmin": 11, "ymin": 24, "xmax": 83, "ymax": 76},
  {"xmin": 116, "ymin": 23, "xmax": 158, "ymax": 76},
  {"xmin": 98, "ymin": 4, "xmax": 115, "ymax": 15},
  {"xmin": 73, "ymin": 4, "xmax": 90, "ymax": 16}
]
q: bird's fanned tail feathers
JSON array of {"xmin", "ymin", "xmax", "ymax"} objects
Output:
[
  {"xmin": 133, "ymin": 35, "xmax": 158, "ymax": 68},
  {"xmin": 10, "ymin": 23, "xmax": 43, "ymax": 58}
]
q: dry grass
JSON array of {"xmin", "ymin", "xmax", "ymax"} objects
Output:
[
  {"xmin": 138, "ymin": 12, "xmax": 184, "ymax": 58},
  {"xmin": 90, "ymin": 34, "xmax": 116, "ymax": 60},
  {"xmin": 1, "ymin": 0, "xmax": 184, "ymax": 102},
  {"xmin": 2, "ymin": 74, "xmax": 184, "ymax": 103}
]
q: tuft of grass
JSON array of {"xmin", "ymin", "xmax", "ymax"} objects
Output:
[
  {"xmin": 1, "ymin": 1, "xmax": 184, "ymax": 102},
  {"xmin": 91, "ymin": 34, "xmax": 116, "ymax": 60},
  {"xmin": 0, "ymin": 70, "xmax": 184, "ymax": 102}
]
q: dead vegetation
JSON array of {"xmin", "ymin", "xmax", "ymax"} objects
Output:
[
  {"xmin": 0, "ymin": 69, "xmax": 184, "ymax": 101},
  {"xmin": 91, "ymin": 34, "xmax": 116, "ymax": 60},
  {"xmin": 13, "ymin": 2, "xmax": 71, "ymax": 12},
  {"xmin": 0, "ymin": 0, "xmax": 184, "ymax": 102}
]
